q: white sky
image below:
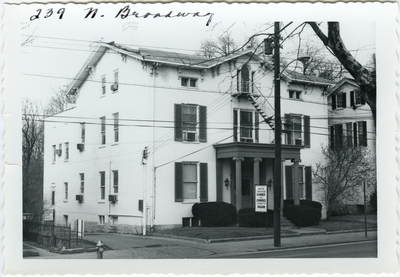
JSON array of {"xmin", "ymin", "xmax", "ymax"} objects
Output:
[{"xmin": 18, "ymin": 3, "xmax": 375, "ymax": 104}]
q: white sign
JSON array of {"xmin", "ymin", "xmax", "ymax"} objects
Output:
[{"xmin": 255, "ymin": 185, "xmax": 267, "ymax": 212}]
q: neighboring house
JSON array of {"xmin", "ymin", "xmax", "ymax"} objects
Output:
[
  {"xmin": 43, "ymin": 41, "xmax": 333, "ymax": 232},
  {"xmin": 327, "ymin": 77, "xmax": 376, "ymax": 213}
]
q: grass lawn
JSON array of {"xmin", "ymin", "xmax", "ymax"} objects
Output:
[
  {"xmin": 316, "ymin": 213, "xmax": 377, "ymax": 232},
  {"xmin": 156, "ymin": 227, "xmax": 296, "ymax": 240}
]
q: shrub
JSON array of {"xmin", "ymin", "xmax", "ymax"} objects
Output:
[
  {"xmin": 284, "ymin": 205, "xmax": 321, "ymax": 227},
  {"xmin": 284, "ymin": 199, "xmax": 322, "ymax": 211},
  {"xmin": 192, "ymin": 202, "xmax": 237, "ymax": 227},
  {"xmin": 237, "ymin": 208, "xmax": 274, "ymax": 227}
]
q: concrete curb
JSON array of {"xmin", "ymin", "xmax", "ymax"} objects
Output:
[{"xmin": 325, "ymin": 228, "xmax": 377, "ymax": 235}]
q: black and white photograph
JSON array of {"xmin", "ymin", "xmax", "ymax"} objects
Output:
[{"xmin": 3, "ymin": 1, "xmax": 398, "ymax": 275}]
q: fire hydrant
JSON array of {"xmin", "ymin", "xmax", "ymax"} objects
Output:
[{"xmin": 96, "ymin": 240, "xmax": 104, "ymax": 259}]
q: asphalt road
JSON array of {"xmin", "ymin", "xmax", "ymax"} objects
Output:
[{"xmin": 212, "ymin": 241, "xmax": 377, "ymax": 258}]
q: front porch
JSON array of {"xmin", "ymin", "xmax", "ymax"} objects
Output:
[{"xmin": 214, "ymin": 142, "xmax": 304, "ymax": 212}]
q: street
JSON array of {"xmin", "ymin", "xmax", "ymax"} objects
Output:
[{"xmin": 213, "ymin": 241, "xmax": 377, "ymax": 258}]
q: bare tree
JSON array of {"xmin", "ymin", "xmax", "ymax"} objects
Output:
[
  {"xmin": 22, "ymin": 99, "xmax": 45, "ymax": 221},
  {"xmin": 308, "ymin": 22, "xmax": 376, "ymax": 124},
  {"xmin": 313, "ymin": 145, "xmax": 375, "ymax": 220},
  {"xmin": 198, "ymin": 32, "xmax": 238, "ymax": 58},
  {"xmin": 45, "ymin": 88, "xmax": 67, "ymax": 116}
]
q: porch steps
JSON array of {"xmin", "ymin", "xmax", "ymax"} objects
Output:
[
  {"xmin": 281, "ymin": 217, "xmax": 296, "ymax": 228},
  {"xmin": 247, "ymin": 94, "xmax": 275, "ymax": 130}
]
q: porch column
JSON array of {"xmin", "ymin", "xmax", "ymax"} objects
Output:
[
  {"xmin": 253, "ymin": 158, "xmax": 262, "ymax": 186},
  {"xmin": 293, "ymin": 158, "xmax": 301, "ymax": 205},
  {"xmin": 233, "ymin": 157, "xmax": 244, "ymax": 212}
]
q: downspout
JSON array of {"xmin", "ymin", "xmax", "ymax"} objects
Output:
[{"xmin": 150, "ymin": 63, "xmax": 158, "ymax": 232}]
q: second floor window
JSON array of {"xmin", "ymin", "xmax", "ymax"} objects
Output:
[
  {"xmin": 113, "ymin": 113, "xmax": 119, "ymax": 143},
  {"xmin": 233, "ymin": 110, "xmax": 260, "ymax": 143},
  {"xmin": 289, "ymin": 90, "xmax": 302, "ymax": 100},
  {"xmin": 100, "ymin": 117, "xmax": 106, "ymax": 145},
  {"xmin": 284, "ymin": 114, "xmax": 310, "ymax": 147},
  {"xmin": 174, "ymin": 104, "xmax": 207, "ymax": 142},
  {"xmin": 350, "ymin": 90, "xmax": 365, "ymax": 107},
  {"xmin": 332, "ymin": 92, "xmax": 347, "ymax": 110},
  {"xmin": 330, "ymin": 121, "xmax": 367, "ymax": 149}
]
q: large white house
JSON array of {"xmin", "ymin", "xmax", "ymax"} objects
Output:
[
  {"xmin": 326, "ymin": 77, "xmax": 376, "ymax": 213},
  {"xmin": 43, "ymin": 41, "xmax": 335, "ymax": 233}
]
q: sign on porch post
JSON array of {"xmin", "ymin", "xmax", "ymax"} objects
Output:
[{"xmin": 255, "ymin": 185, "xmax": 267, "ymax": 212}]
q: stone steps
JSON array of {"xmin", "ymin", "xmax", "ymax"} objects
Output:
[{"xmin": 281, "ymin": 217, "xmax": 296, "ymax": 228}]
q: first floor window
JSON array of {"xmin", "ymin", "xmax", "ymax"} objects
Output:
[
  {"xmin": 64, "ymin": 182, "xmax": 68, "ymax": 200},
  {"xmin": 289, "ymin": 90, "xmax": 302, "ymax": 100},
  {"xmin": 63, "ymin": 215, "xmax": 68, "ymax": 227},
  {"xmin": 81, "ymin": 123, "xmax": 85, "ymax": 143},
  {"xmin": 80, "ymin": 173, "xmax": 84, "ymax": 194},
  {"xmin": 100, "ymin": 171, "xmax": 105, "ymax": 200},
  {"xmin": 113, "ymin": 170, "xmax": 119, "ymax": 194},
  {"xmin": 175, "ymin": 162, "xmax": 208, "ymax": 202},
  {"xmin": 285, "ymin": 165, "xmax": 312, "ymax": 201},
  {"xmin": 111, "ymin": 216, "xmax": 118, "ymax": 225},
  {"xmin": 99, "ymin": 215, "xmax": 105, "ymax": 225}
]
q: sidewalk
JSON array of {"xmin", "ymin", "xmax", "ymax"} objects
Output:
[{"xmin": 24, "ymin": 228, "xmax": 377, "ymax": 259}]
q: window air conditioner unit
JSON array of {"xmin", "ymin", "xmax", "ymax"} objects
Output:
[
  {"xmin": 295, "ymin": 138, "xmax": 303, "ymax": 146},
  {"xmin": 108, "ymin": 195, "xmax": 118, "ymax": 203},
  {"xmin": 240, "ymin": 138, "xmax": 253, "ymax": 143},
  {"xmin": 110, "ymin": 83, "xmax": 119, "ymax": 91},
  {"xmin": 77, "ymin": 143, "xmax": 85, "ymax": 151},
  {"xmin": 57, "ymin": 149, "xmax": 62, "ymax": 156},
  {"xmin": 76, "ymin": 194, "xmax": 84, "ymax": 202},
  {"xmin": 184, "ymin": 131, "xmax": 196, "ymax": 142}
]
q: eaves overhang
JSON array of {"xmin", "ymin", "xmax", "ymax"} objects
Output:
[{"xmin": 213, "ymin": 142, "xmax": 303, "ymax": 161}]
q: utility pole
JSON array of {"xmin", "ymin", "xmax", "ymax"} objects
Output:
[{"xmin": 273, "ymin": 21, "xmax": 282, "ymax": 247}]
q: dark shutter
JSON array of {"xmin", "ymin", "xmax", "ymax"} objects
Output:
[
  {"xmin": 332, "ymin": 95, "xmax": 336, "ymax": 110},
  {"xmin": 233, "ymin": 110, "xmax": 238, "ymax": 142},
  {"xmin": 337, "ymin": 124, "xmax": 343, "ymax": 147},
  {"xmin": 284, "ymin": 114, "xmax": 292, "ymax": 144},
  {"xmin": 237, "ymin": 69, "xmax": 240, "ymax": 91},
  {"xmin": 330, "ymin": 125, "xmax": 335, "ymax": 149},
  {"xmin": 363, "ymin": 121, "xmax": 367, "ymax": 146},
  {"xmin": 350, "ymin": 91, "xmax": 355, "ymax": 107},
  {"xmin": 304, "ymin": 115, "xmax": 310, "ymax": 148},
  {"xmin": 216, "ymin": 160, "xmax": 223, "ymax": 202},
  {"xmin": 285, "ymin": 165, "xmax": 293, "ymax": 199},
  {"xmin": 305, "ymin": 166, "xmax": 312, "ymax": 200},
  {"xmin": 200, "ymin": 163, "xmax": 208, "ymax": 202},
  {"xmin": 175, "ymin": 162, "xmax": 183, "ymax": 202},
  {"xmin": 174, "ymin": 104, "xmax": 183, "ymax": 141},
  {"xmin": 353, "ymin": 122, "xmax": 358, "ymax": 147},
  {"xmin": 199, "ymin": 105, "xmax": 207, "ymax": 142},
  {"xmin": 342, "ymin": 93, "xmax": 347, "ymax": 108},
  {"xmin": 255, "ymin": 112, "xmax": 259, "ymax": 143}
]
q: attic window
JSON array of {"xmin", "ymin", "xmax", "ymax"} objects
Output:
[
  {"xmin": 181, "ymin": 77, "xmax": 197, "ymax": 88},
  {"xmin": 289, "ymin": 90, "xmax": 302, "ymax": 100}
]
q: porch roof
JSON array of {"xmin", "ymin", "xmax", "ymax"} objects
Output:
[{"xmin": 213, "ymin": 142, "xmax": 303, "ymax": 160}]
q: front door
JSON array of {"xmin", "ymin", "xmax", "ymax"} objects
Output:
[{"xmin": 242, "ymin": 178, "xmax": 253, "ymax": 208}]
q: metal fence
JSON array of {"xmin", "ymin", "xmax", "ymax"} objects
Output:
[{"xmin": 23, "ymin": 221, "xmax": 80, "ymax": 249}]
